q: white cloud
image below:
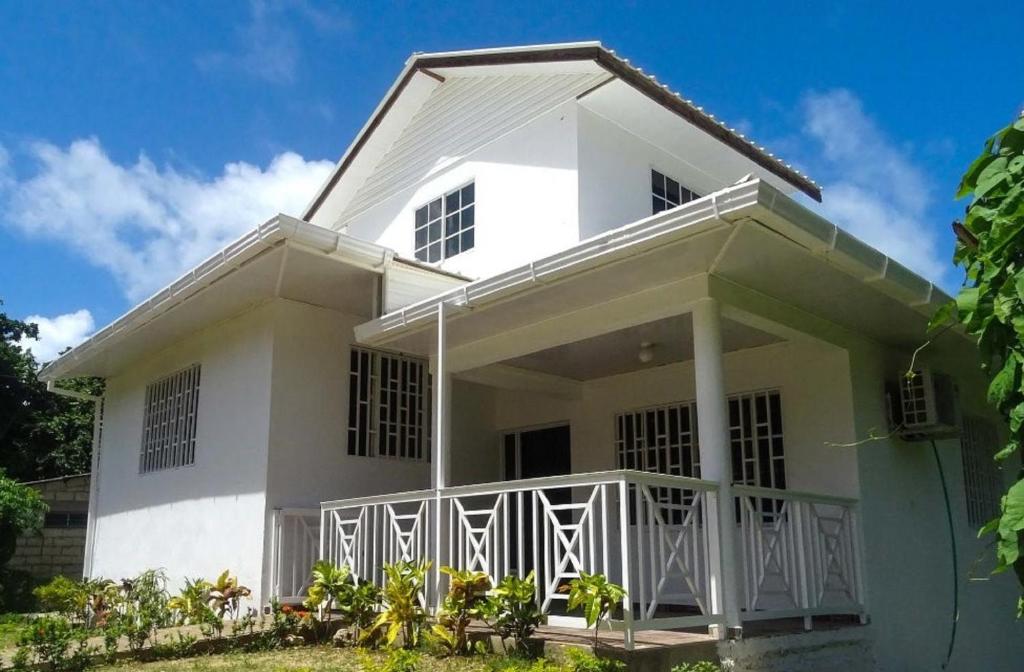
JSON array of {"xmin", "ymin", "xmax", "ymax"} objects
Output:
[
  {"xmin": 0, "ymin": 137, "xmax": 334, "ymax": 301},
  {"xmin": 196, "ymin": 0, "xmax": 352, "ymax": 84},
  {"xmin": 18, "ymin": 310, "xmax": 95, "ymax": 363},
  {"xmin": 799, "ymin": 89, "xmax": 948, "ymax": 283}
]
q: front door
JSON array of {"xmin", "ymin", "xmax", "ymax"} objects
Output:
[{"xmin": 502, "ymin": 425, "xmax": 571, "ymax": 580}]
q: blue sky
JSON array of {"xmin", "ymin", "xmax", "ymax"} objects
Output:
[{"xmin": 1, "ymin": 1, "xmax": 1021, "ymax": 361}]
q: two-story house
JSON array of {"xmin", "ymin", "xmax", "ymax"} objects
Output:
[{"xmin": 39, "ymin": 42, "xmax": 1022, "ymax": 670}]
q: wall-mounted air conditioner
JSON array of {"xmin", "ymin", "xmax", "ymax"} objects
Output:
[{"xmin": 888, "ymin": 369, "xmax": 960, "ymax": 441}]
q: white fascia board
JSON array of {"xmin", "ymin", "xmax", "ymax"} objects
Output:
[
  {"xmin": 408, "ymin": 41, "xmax": 603, "ymax": 62},
  {"xmin": 353, "ymin": 180, "xmax": 762, "ymax": 345},
  {"xmin": 37, "ymin": 215, "xmax": 397, "ymax": 382}
]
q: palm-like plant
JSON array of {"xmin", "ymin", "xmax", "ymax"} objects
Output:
[
  {"xmin": 168, "ymin": 577, "xmax": 213, "ymax": 625},
  {"xmin": 431, "ymin": 567, "xmax": 491, "ymax": 655},
  {"xmin": 206, "ymin": 570, "xmax": 251, "ymax": 620},
  {"xmin": 362, "ymin": 561, "xmax": 431, "ymax": 649},
  {"xmin": 559, "ymin": 572, "xmax": 626, "ymax": 649},
  {"xmin": 304, "ymin": 561, "xmax": 352, "ymax": 627}
]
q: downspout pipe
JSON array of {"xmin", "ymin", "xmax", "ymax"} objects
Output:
[{"xmin": 46, "ymin": 381, "xmax": 104, "ymax": 578}]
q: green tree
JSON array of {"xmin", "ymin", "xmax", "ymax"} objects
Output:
[
  {"xmin": 0, "ymin": 299, "xmax": 102, "ymax": 481},
  {"xmin": 934, "ymin": 113, "xmax": 1024, "ymax": 613},
  {"xmin": 0, "ymin": 472, "xmax": 48, "ymax": 570}
]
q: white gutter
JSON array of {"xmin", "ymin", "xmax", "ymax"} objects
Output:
[
  {"xmin": 355, "ymin": 179, "xmax": 949, "ymax": 345},
  {"xmin": 38, "ymin": 214, "xmax": 396, "ymax": 382}
]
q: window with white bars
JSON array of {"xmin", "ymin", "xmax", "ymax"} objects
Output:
[
  {"xmin": 651, "ymin": 169, "xmax": 699, "ymax": 215},
  {"xmin": 348, "ymin": 347, "xmax": 430, "ymax": 460},
  {"xmin": 615, "ymin": 401, "xmax": 700, "ymax": 525},
  {"xmin": 139, "ymin": 364, "xmax": 201, "ymax": 474},
  {"xmin": 414, "ymin": 182, "xmax": 475, "ymax": 263},
  {"xmin": 614, "ymin": 390, "xmax": 787, "ymax": 523},
  {"xmin": 961, "ymin": 416, "xmax": 1003, "ymax": 527}
]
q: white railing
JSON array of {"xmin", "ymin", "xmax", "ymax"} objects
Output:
[
  {"xmin": 320, "ymin": 470, "xmax": 722, "ymax": 640},
  {"xmin": 735, "ymin": 485, "xmax": 865, "ymax": 623},
  {"xmin": 308, "ymin": 472, "xmax": 868, "ymax": 644},
  {"xmin": 269, "ymin": 507, "xmax": 321, "ymax": 604}
]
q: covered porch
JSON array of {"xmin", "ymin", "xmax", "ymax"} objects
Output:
[{"xmin": 270, "ymin": 180, "xmax": 939, "ymax": 646}]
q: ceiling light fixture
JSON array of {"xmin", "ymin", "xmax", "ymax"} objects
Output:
[{"xmin": 638, "ymin": 341, "xmax": 655, "ymax": 364}]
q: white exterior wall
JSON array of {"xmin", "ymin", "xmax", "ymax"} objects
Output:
[
  {"xmin": 849, "ymin": 341, "xmax": 1024, "ymax": 671},
  {"xmin": 478, "ymin": 339, "xmax": 860, "ymax": 496},
  {"xmin": 340, "ymin": 102, "xmax": 580, "ymax": 280},
  {"xmin": 577, "ymin": 107, "xmax": 712, "ymax": 239},
  {"xmin": 88, "ymin": 303, "xmax": 275, "ymax": 601}
]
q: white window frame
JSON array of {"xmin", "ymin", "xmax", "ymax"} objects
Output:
[
  {"xmin": 347, "ymin": 346, "xmax": 430, "ymax": 461},
  {"xmin": 414, "ymin": 181, "xmax": 475, "ymax": 263},
  {"xmin": 139, "ymin": 363, "xmax": 201, "ymax": 474},
  {"xmin": 651, "ymin": 168, "xmax": 699, "ymax": 215}
]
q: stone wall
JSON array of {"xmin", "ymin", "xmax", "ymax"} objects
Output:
[{"xmin": 9, "ymin": 474, "xmax": 90, "ymax": 579}]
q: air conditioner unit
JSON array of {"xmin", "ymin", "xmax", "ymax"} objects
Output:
[{"xmin": 891, "ymin": 369, "xmax": 960, "ymax": 440}]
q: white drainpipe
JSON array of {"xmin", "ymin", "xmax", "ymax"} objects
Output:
[{"xmin": 46, "ymin": 381, "xmax": 104, "ymax": 579}]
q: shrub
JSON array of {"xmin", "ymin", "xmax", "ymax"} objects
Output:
[
  {"xmin": 103, "ymin": 569, "xmax": 172, "ymax": 653},
  {"xmin": 431, "ymin": 566, "xmax": 491, "ymax": 655},
  {"xmin": 559, "ymin": 573, "xmax": 625, "ymax": 649},
  {"xmin": 34, "ymin": 576, "xmax": 88, "ymax": 621},
  {"xmin": 14, "ymin": 615, "xmax": 93, "ymax": 672},
  {"xmin": 0, "ymin": 568, "xmax": 40, "ymax": 613},
  {"xmin": 0, "ymin": 473, "xmax": 48, "ymax": 571},
  {"xmin": 167, "ymin": 577, "xmax": 213, "ymax": 625},
  {"xmin": 564, "ymin": 648, "xmax": 626, "ymax": 672},
  {"xmin": 207, "ymin": 569, "xmax": 251, "ymax": 620},
  {"xmin": 479, "ymin": 571, "xmax": 543, "ymax": 655},
  {"xmin": 363, "ymin": 561, "xmax": 430, "ymax": 649},
  {"xmin": 360, "ymin": 648, "xmax": 421, "ymax": 672},
  {"xmin": 670, "ymin": 663, "xmax": 722, "ymax": 672}
]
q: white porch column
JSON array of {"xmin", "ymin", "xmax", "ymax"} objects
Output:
[
  {"xmin": 432, "ymin": 302, "xmax": 451, "ymax": 610},
  {"xmin": 692, "ymin": 297, "xmax": 743, "ymax": 636}
]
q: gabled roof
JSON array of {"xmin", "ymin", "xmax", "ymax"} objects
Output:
[{"xmin": 302, "ymin": 41, "xmax": 821, "ymax": 223}]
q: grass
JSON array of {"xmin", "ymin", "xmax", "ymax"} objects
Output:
[
  {"xmin": 92, "ymin": 647, "xmax": 520, "ymax": 672},
  {"xmin": 0, "ymin": 615, "xmax": 28, "ymax": 649}
]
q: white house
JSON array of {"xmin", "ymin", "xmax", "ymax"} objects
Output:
[{"xmin": 40, "ymin": 42, "xmax": 1023, "ymax": 670}]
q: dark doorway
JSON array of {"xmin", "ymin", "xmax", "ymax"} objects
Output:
[{"xmin": 503, "ymin": 425, "xmax": 571, "ymax": 592}]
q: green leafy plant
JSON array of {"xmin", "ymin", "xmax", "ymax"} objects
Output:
[
  {"xmin": 559, "ymin": 573, "xmax": 625, "ymax": 649},
  {"xmin": 563, "ymin": 648, "xmax": 626, "ymax": 672},
  {"xmin": 431, "ymin": 566, "xmax": 491, "ymax": 655},
  {"xmin": 33, "ymin": 576, "xmax": 88, "ymax": 622},
  {"xmin": 167, "ymin": 577, "xmax": 214, "ymax": 625},
  {"xmin": 670, "ymin": 663, "xmax": 722, "ymax": 672},
  {"xmin": 14, "ymin": 615, "xmax": 93, "ymax": 672},
  {"xmin": 303, "ymin": 560, "xmax": 351, "ymax": 632},
  {"xmin": 359, "ymin": 648, "xmax": 421, "ymax": 672},
  {"xmin": 479, "ymin": 571, "xmax": 543, "ymax": 655},
  {"xmin": 931, "ymin": 113, "xmax": 1024, "ymax": 613},
  {"xmin": 105, "ymin": 569, "xmax": 172, "ymax": 653},
  {"xmin": 339, "ymin": 581, "xmax": 381, "ymax": 640},
  {"xmin": 206, "ymin": 569, "xmax": 251, "ymax": 620},
  {"xmin": 363, "ymin": 561, "xmax": 431, "ymax": 649},
  {"xmin": 0, "ymin": 473, "xmax": 48, "ymax": 571}
]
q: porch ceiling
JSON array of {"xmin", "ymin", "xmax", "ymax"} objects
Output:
[{"xmin": 504, "ymin": 313, "xmax": 781, "ymax": 381}]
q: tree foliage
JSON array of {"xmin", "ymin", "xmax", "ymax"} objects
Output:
[
  {"xmin": 933, "ymin": 114, "xmax": 1024, "ymax": 612},
  {"xmin": 0, "ymin": 299, "xmax": 102, "ymax": 481},
  {"xmin": 0, "ymin": 472, "xmax": 48, "ymax": 568}
]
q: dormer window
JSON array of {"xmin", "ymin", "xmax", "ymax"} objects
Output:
[
  {"xmin": 651, "ymin": 169, "xmax": 699, "ymax": 215},
  {"xmin": 415, "ymin": 182, "xmax": 475, "ymax": 263}
]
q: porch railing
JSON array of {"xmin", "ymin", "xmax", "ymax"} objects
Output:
[
  {"xmin": 734, "ymin": 485, "xmax": 865, "ymax": 623},
  {"xmin": 271, "ymin": 471, "xmax": 868, "ymax": 643},
  {"xmin": 320, "ymin": 470, "xmax": 723, "ymax": 636},
  {"xmin": 269, "ymin": 507, "xmax": 321, "ymax": 604}
]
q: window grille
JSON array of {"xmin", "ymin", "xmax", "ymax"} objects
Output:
[
  {"xmin": 615, "ymin": 390, "xmax": 786, "ymax": 524},
  {"xmin": 348, "ymin": 347, "xmax": 430, "ymax": 460},
  {"xmin": 415, "ymin": 182, "xmax": 475, "ymax": 262},
  {"xmin": 651, "ymin": 169, "xmax": 699, "ymax": 214},
  {"xmin": 139, "ymin": 364, "xmax": 201, "ymax": 474},
  {"xmin": 961, "ymin": 416, "xmax": 1003, "ymax": 527},
  {"xmin": 44, "ymin": 512, "xmax": 88, "ymax": 529}
]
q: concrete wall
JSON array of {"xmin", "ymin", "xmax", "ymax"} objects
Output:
[
  {"xmin": 462, "ymin": 339, "xmax": 862, "ymax": 498},
  {"xmin": 87, "ymin": 303, "xmax": 275, "ymax": 602},
  {"xmin": 10, "ymin": 475, "xmax": 90, "ymax": 579},
  {"xmin": 577, "ymin": 107, "xmax": 711, "ymax": 240},
  {"xmin": 848, "ymin": 338, "xmax": 1024, "ymax": 671},
  {"xmin": 341, "ymin": 101, "xmax": 580, "ymax": 280}
]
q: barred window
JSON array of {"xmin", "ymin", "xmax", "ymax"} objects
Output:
[
  {"xmin": 139, "ymin": 364, "xmax": 201, "ymax": 474},
  {"xmin": 348, "ymin": 347, "xmax": 430, "ymax": 460},
  {"xmin": 415, "ymin": 182, "xmax": 475, "ymax": 263},
  {"xmin": 652, "ymin": 169, "xmax": 699, "ymax": 215},
  {"xmin": 961, "ymin": 416, "xmax": 1003, "ymax": 527},
  {"xmin": 44, "ymin": 512, "xmax": 88, "ymax": 529}
]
